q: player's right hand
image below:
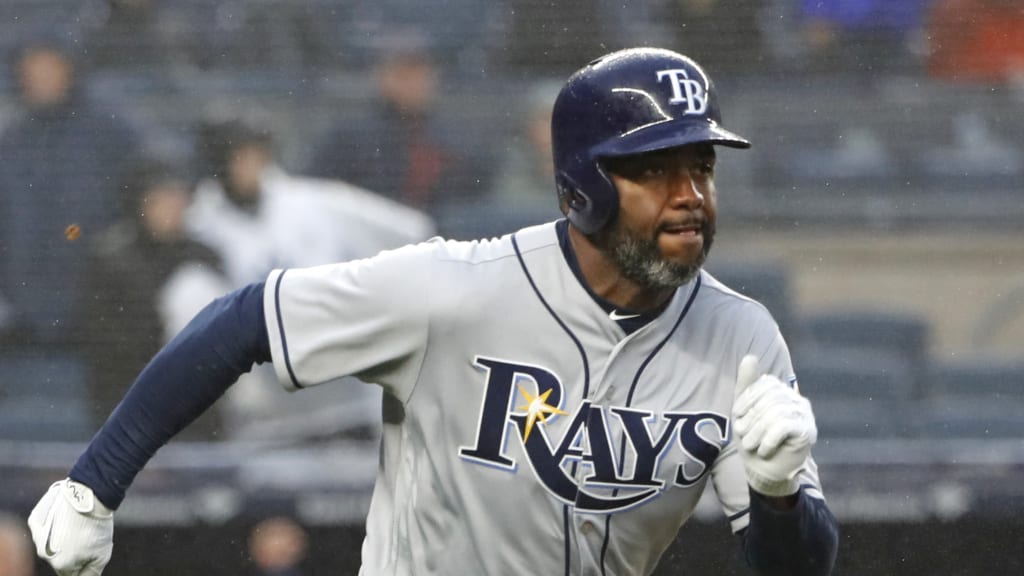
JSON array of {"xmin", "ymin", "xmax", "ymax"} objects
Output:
[{"xmin": 27, "ymin": 478, "xmax": 114, "ymax": 576}]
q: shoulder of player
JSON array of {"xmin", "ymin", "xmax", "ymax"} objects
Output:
[
  {"xmin": 350, "ymin": 223, "xmax": 559, "ymax": 313},
  {"xmin": 425, "ymin": 220, "xmax": 560, "ymax": 266},
  {"xmin": 318, "ymin": 222, "xmax": 556, "ymax": 305}
]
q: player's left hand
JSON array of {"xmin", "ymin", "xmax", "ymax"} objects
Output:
[{"xmin": 732, "ymin": 355, "xmax": 817, "ymax": 497}]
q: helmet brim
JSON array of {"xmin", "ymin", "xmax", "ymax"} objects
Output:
[{"xmin": 594, "ymin": 119, "xmax": 751, "ymax": 159}]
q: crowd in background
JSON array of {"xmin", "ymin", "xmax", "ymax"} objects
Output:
[
  {"xmin": 0, "ymin": 0, "xmax": 1021, "ymax": 433},
  {"xmin": 0, "ymin": 0, "xmax": 1021, "ymax": 438}
]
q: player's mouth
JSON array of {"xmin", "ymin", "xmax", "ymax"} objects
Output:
[
  {"xmin": 659, "ymin": 219, "xmax": 706, "ymax": 259},
  {"xmin": 660, "ymin": 220, "xmax": 704, "ymax": 237}
]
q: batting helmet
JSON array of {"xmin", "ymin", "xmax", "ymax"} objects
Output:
[{"xmin": 551, "ymin": 47, "xmax": 751, "ymax": 234}]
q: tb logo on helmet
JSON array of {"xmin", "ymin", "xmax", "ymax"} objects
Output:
[{"xmin": 656, "ymin": 69, "xmax": 708, "ymax": 115}]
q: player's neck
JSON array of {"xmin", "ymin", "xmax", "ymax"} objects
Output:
[{"xmin": 567, "ymin": 225, "xmax": 676, "ymax": 313}]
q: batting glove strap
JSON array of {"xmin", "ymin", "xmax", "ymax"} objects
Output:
[
  {"xmin": 28, "ymin": 478, "xmax": 114, "ymax": 576},
  {"xmin": 742, "ymin": 460, "xmax": 803, "ymax": 498}
]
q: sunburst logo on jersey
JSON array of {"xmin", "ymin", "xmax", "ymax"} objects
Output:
[{"xmin": 516, "ymin": 384, "xmax": 568, "ymax": 443}]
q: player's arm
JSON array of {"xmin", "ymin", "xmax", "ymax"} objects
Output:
[
  {"xmin": 733, "ymin": 355, "xmax": 839, "ymax": 575},
  {"xmin": 27, "ymin": 281, "xmax": 271, "ymax": 575},
  {"xmin": 739, "ymin": 488, "xmax": 838, "ymax": 576}
]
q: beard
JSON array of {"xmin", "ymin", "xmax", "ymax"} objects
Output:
[{"xmin": 603, "ymin": 220, "xmax": 715, "ymax": 290}]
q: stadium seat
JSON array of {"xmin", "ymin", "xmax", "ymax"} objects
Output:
[
  {"xmin": 915, "ymin": 356, "xmax": 1024, "ymax": 439},
  {"xmin": 0, "ymin": 396, "xmax": 93, "ymax": 442},
  {"xmin": 808, "ymin": 397, "xmax": 909, "ymax": 439},
  {"xmin": 799, "ymin": 308, "xmax": 931, "ymax": 395},
  {"xmin": 797, "ymin": 348, "xmax": 917, "ymax": 401},
  {"xmin": 916, "ymin": 396, "xmax": 1024, "ymax": 439},
  {"xmin": 794, "ymin": 349, "xmax": 917, "ymax": 439},
  {"xmin": 0, "ymin": 350, "xmax": 93, "ymax": 442},
  {"xmin": 926, "ymin": 357, "xmax": 1024, "ymax": 399}
]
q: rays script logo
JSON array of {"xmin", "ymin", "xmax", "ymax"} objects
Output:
[{"xmin": 458, "ymin": 357, "xmax": 729, "ymax": 513}]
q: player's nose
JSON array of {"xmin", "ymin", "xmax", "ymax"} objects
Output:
[{"xmin": 668, "ymin": 173, "xmax": 704, "ymax": 209}]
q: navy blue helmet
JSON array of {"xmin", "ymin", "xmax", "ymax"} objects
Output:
[{"xmin": 551, "ymin": 47, "xmax": 751, "ymax": 234}]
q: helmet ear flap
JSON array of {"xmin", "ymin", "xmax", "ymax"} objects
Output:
[
  {"xmin": 556, "ymin": 172, "xmax": 590, "ymax": 231},
  {"xmin": 557, "ymin": 171, "xmax": 610, "ymax": 235},
  {"xmin": 557, "ymin": 173, "xmax": 587, "ymax": 211}
]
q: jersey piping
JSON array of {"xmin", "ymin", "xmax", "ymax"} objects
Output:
[{"xmin": 271, "ymin": 268, "xmax": 304, "ymax": 389}]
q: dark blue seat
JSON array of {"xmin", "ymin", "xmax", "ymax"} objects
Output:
[
  {"xmin": 0, "ymin": 350, "xmax": 93, "ymax": 442},
  {"xmin": 795, "ymin": 349, "xmax": 917, "ymax": 439},
  {"xmin": 797, "ymin": 348, "xmax": 917, "ymax": 400},
  {"xmin": 799, "ymin": 308, "xmax": 931, "ymax": 395},
  {"xmin": 916, "ymin": 397, "xmax": 1024, "ymax": 439},
  {"xmin": 926, "ymin": 357, "xmax": 1024, "ymax": 399},
  {"xmin": 916, "ymin": 356, "xmax": 1024, "ymax": 439}
]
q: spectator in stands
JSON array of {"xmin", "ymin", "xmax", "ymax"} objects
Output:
[
  {"xmin": 187, "ymin": 112, "xmax": 432, "ymax": 286},
  {"xmin": 186, "ymin": 115, "xmax": 281, "ymax": 288},
  {"xmin": 0, "ymin": 512, "xmax": 33, "ymax": 576},
  {"xmin": 186, "ymin": 114, "xmax": 326, "ymax": 432},
  {"xmin": 796, "ymin": 0, "xmax": 930, "ymax": 74},
  {"xmin": 187, "ymin": 111, "xmax": 435, "ymax": 438},
  {"xmin": 0, "ymin": 30, "xmax": 141, "ymax": 348},
  {"xmin": 77, "ymin": 157, "xmax": 229, "ymax": 437},
  {"xmin": 247, "ymin": 516, "xmax": 309, "ymax": 576},
  {"xmin": 648, "ymin": 0, "xmax": 769, "ymax": 77},
  {"xmin": 926, "ymin": 0, "xmax": 1024, "ymax": 84},
  {"xmin": 305, "ymin": 32, "xmax": 478, "ymax": 217}
]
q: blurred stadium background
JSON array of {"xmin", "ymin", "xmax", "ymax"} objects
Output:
[{"xmin": 1, "ymin": 0, "xmax": 1023, "ymax": 574}]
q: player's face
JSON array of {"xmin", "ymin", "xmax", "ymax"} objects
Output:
[{"xmin": 601, "ymin": 144, "xmax": 717, "ymax": 289}]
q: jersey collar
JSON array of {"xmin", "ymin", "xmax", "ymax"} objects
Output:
[{"xmin": 556, "ymin": 219, "xmax": 673, "ymax": 335}]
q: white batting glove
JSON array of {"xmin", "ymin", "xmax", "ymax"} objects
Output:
[
  {"xmin": 732, "ymin": 355, "xmax": 817, "ymax": 497},
  {"xmin": 27, "ymin": 478, "xmax": 114, "ymax": 576}
]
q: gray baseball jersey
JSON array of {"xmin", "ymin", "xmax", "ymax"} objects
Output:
[{"xmin": 263, "ymin": 221, "xmax": 825, "ymax": 575}]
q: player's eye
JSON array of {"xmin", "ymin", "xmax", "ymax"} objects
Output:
[
  {"xmin": 695, "ymin": 161, "xmax": 715, "ymax": 176},
  {"xmin": 604, "ymin": 156, "xmax": 665, "ymax": 181},
  {"xmin": 605, "ymin": 149, "xmax": 709, "ymax": 182}
]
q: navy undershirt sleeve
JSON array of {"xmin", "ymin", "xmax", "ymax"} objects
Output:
[
  {"xmin": 69, "ymin": 281, "xmax": 272, "ymax": 509},
  {"xmin": 740, "ymin": 487, "xmax": 839, "ymax": 576}
]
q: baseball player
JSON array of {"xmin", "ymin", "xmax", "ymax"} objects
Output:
[{"xmin": 28, "ymin": 47, "xmax": 838, "ymax": 575}]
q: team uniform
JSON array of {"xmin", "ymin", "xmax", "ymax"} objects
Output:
[
  {"xmin": 27, "ymin": 47, "xmax": 838, "ymax": 576},
  {"xmin": 264, "ymin": 220, "xmax": 825, "ymax": 575}
]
